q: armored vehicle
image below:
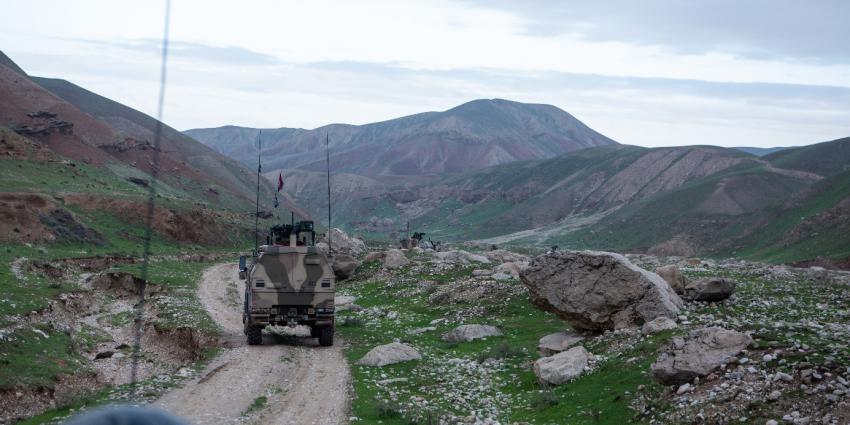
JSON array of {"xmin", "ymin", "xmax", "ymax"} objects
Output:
[{"xmin": 239, "ymin": 221, "xmax": 335, "ymax": 346}]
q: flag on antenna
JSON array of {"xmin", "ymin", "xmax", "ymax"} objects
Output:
[{"xmin": 277, "ymin": 172, "xmax": 284, "ymax": 192}]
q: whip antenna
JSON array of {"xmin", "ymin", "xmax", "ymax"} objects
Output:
[
  {"xmin": 254, "ymin": 130, "xmax": 262, "ymax": 252},
  {"xmin": 326, "ymin": 134, "xmax": 332, "ymax": 253},
  {"xmin": 130, "ymin": 0, "xmax": 170, "ymax": 400}
]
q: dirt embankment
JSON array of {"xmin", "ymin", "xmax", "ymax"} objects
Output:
[
  {"xmin": 154, "ymin": 264, "xmax": 351, "ymax": 425},
  {"xmin": 64, "ymin": 193, "xmax": 249, "ymax": 245},
  {"xmin": 0, "ymin": 264, "xmax": 217, "ymax": 423},
  {"xmin": 0, "ymin": 192, "xmax": 103, "ymax": 245}
]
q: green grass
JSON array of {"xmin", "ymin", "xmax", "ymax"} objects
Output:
[
  {"xmin": 243, "ymin": 395, "xmax": 268, "ymax": 416},
  {"xmin": 0, "ymin": 325, "xmax": 87, "ymax": 390},
  {"xmin": 111, "ymin": 260, "xmax": 221, "ymax": 334},
  {"xmin": 337, "ymin": 261, "xmax": 671, "ymax": 424}
]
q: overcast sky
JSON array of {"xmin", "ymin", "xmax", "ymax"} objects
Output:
[{"xmin": 4, "ymin": 0, "xmax": 850, "ymax": 147}]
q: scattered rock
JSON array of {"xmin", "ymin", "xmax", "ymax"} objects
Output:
[
  {"xmin": 537, "ymin": 331, "xmax": 584, "ymax": 356},
  {"xmin": 650, "ymin": 327, "xmax": 753, "ymax": 385},
  {"xmin": 492, "ymin": 272, "xmax": 512, "ymax": 281},
  {"xmin": 408, "ymin": 327, "xmax": 436, "ymax": 335},
  {"xmin": 471, "ymin": 269, "xmax": 492, "ymax": 277},
  {"xmin": 641, "ymin": 316, "xmax": 678, "ymax": 334},
  {"xmin": 364, "ymin": 251, "xmax": 385, "ymax": 262},
  {"xmin": 655, "ymin": 265, "xmax": 687, "ymax": 294},
  {"xmin": 676, "ymin": 383, "xmax": 692, "ymax": 395},
  {"xmin": 520, "ymin": 250, "xmax": 683, "ymax": 330},
  {"xmin": 483, "ymin": 249, "xmax": 529, "ymax": 264},
  {"xmin": 355, "ymin": 342, "xmax": 422, "ymax": 367},
  {"xmin": 318, "ymin": 228, "xmax": 367, "ymax": 257},
  {"xmin": 493, "ymin": 262, "xmax": 527, "ymax": 279},
  {"xmin": 382, "ymin": 249, "xmax": 410, "ymax": 269},
  {"xmin": 684, "ymin": 277, "xmax": 736, "ymax": 302},
  {"xmin": 533, "ymin": 346, "xmax": 592, "ymax": 385},
  {"xmin": 434, "ymin": 250, "xmax": 490, "ymax": 265},
  {"xmin": 331, "ymin": 253, "xmax": 360, "ymax": 280},
  {"xmin": 442, "ymin": 324, "xmax": 502, "ymax": 342}
]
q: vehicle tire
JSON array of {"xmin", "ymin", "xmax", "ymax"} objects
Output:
[
  {"xmin": 246, "ymin": 325, "xmax": 262, "ymax": 345},
  {"xmin": 310, "ymin": 326, "xmax": 320, "ymax": 338},
  {"xmin": 318, "ymin": 326, "xmax": 334, "ymax": 347}
]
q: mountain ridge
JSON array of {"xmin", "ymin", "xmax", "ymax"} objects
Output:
[{"xmin": 186, "ymin": 98, "xmax": 617, "ymax": 176}]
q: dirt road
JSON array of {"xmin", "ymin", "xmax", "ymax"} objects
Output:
[{"xmin": 155, "ymin": 264, "xmax": 350, "ymax": 424}]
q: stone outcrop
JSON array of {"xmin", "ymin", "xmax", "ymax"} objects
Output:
[
  {"xmin": 537, "ymin": 331, "xmax": 584, "ymax": 356},
  {"xmin": 520, "ymin": 250, "xmax": 683, "ymax": 330},
  {"xmin": 317, "ymin": 228, "xmax": 367, "ymax": 257},
  {"xmin": 641, "ymin": 316, "xmax": 679, "ymax": 335},
  {"xmin": 441, "ymin": 324, "xmax": 503, "ymax": 342},
  {"xmin": 382, "ymin": 249, "xmax": 410, "ymax": 269},
  {"xmin": 533, "ymin": 346, "xmax": 592, "ymax": 385},
  {"xmin": 684, "ymin": 277, "xmax": 736, "ymax": 302},
  {"xmin": 356, "ymin": 342, "xmax": 422, "ymax": 367},
  {"xmin": 650, "ymin": 327, "xmax": 752, "ymax": 385},
  {"xmin": 331, "ymin": 254, "xmax": 359, "ymax": 280},
  {"xmin": 434, "ymin": 250, "xmax": 490, "ymax": 265}
]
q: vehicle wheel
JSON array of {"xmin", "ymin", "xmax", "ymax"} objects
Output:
[
  {"xmin": 318, "ymin": 326, "xmax": 334, "ymax": 347},
  {"xmin": 246, "ymin": 325, "xmax": 263, "ymax": 345}
]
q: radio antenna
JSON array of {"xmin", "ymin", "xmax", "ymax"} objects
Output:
[
  {"xmin": 254, "ymin": 130, "xmax": 262, "ymax": 252},
  {"xmin": 325, "ymin": 133, "xmax": 332, "ymax": 254}
]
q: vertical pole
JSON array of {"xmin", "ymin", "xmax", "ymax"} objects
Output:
[
  {"xmin": 254, "ymin": 130, "xmax": 262, "ymax": 252},
  {"xmin": 326, "ymin": 134, "xmax": 332, "ymax": 254}
]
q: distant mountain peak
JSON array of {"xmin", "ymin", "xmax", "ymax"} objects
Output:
[{"xmin": 187, "ymin": 98, "xmax": 617, "ymax": 176}]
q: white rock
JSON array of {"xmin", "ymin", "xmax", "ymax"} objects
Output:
[
  {"xmin": 382, "ymin": 249, "xmax": 410, "ymax": 269},
  {"xmin": 641, "ymin": 316, "xmax": 679, "ymax": 335},
  {"xmin": 537, "ymin": 331, "xmax": 584, "ymax": 356},
  {"xmin": 356, "ymin": 342, "xmax": 422, "ymax": 367},
  {"xmin": 676, "ymin": 383, "xmax": 691, "ymax": 395},
  {"xmin": 533, "ymin": 346, "xmax": 592, "ymax": 385},
  {"xmin": 441, "ymin": 324, "xmax": 502, "ymax": 342},
  {"xmin": 492, "ymin": 272, "xmax": 512, "ymax": 281}
]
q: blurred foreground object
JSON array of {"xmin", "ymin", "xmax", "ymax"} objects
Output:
[{"xmin": 65, "ymin": 405, "xmax": 187, "ymax": 425}]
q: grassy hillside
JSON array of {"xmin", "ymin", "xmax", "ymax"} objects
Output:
[{"xmin": 765, "ymin": 136, "xmax": 850, "ymax": 177}]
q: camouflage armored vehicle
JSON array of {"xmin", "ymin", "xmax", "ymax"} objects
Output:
[{"xmin": 239, "ymin": 221, "xmax": 335, "ymax": 346}]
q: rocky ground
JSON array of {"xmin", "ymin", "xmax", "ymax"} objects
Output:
[
  {"xmin": 0, "ymin": 253, "xmax": 233, "ymax": 423},
  {"xmin": 335, "ymin": 243, "xmax": 850, "ymax": 425},
  {"xmin": 3, "ymin": 230, "xmax": 850, "ymax": 425}
]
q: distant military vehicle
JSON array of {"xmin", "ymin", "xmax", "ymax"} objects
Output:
[{"xmin": 239, "ymin": 221, "xmax": 335, "ymax": 346}]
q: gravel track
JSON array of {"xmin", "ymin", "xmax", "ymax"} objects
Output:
[{"xmin": 155, "ymin": 263, "xmax": 350, "ymax": 424}]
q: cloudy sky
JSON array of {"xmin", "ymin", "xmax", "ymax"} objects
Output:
[{"xmin": 4, "ymin": 0, "xmax": 850, "ymax": 147}]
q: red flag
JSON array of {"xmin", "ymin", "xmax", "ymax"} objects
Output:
[{"xmin": 277, "ymin": 172, "xmax": 284, "ymax": 192}]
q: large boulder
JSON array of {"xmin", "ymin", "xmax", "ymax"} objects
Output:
[
  {"xmin": 533, "ymin": 346, "xmax": 592, "ymax": 385},
  {"xmin": 655, "ymin": 265, "xmax": 687, "ymax": 295},
  {"xmin": 331, "ymin": 254, "xmax": 360, "ymax": 280},
  {"xmin": 441, "ymin": 324, "xmax": 502, "ymax": 342},
  {"xmin": 520, "ymin": 251, "xmax": 683, "ymax": 330},
  {"xmin": 538, "ymin": 331, "xmax": 584, "ymax": 356},
  {"xmin": 382, "ymin": 249, "xmax": 410, "ymax": 269},
  {"xmin": 650, "ymin": 327, "xmax": 752, "ymax": 385},
  {"xmin": 434, "ymin": 250, "xmax": 490, "ymax": 265},
  {"xmin": 683, "ymin": 277, "xmax": 736, "ymax": 302},
  {"xmin": 356, "ymin": 342, "xmax": 422, "ymax": 367},
  {"xmin": 317, "ymin": 228, "xmax": 367, "ymax": 257}
]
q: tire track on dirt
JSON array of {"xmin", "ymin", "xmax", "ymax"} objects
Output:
[{"xmin": 154, "ymin": 263, "xmax": 350, "ymax": 424}]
